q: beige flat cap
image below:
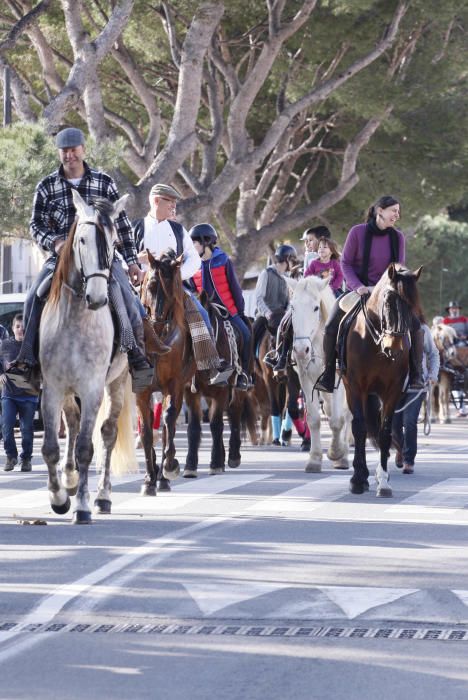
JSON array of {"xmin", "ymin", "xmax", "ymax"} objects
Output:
[{"xmin": 149, "ymin": 183, "xmax": 182, "ymax": 200}]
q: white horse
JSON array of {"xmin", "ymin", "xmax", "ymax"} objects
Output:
[
  {"xmin": 39, "ymin": 189, "xmax": 136, "ymax": 524},
  {"xmin": 288, "ymin": 276, "xmax": 351, "ymax": 472},
  {"xmin": 431, "ymin": 322, "xmax": 461, "ymax": 423}
]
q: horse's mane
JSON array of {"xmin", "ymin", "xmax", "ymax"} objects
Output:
[
  {"xmin": 371, "ymin": 264, "xmax": 422, "ymax": 333},
  {"xmin": 48, "ymin": 201, "xmax": 113, "ymax": 307},
  {"xmin": 432, "ymin": 322, "xmax": 457, "ymax": 343},
  {"xmin": 48, "ymin": 221, "xmax": 77, "ymax": 307},
  {"xmin": 147, "ymin": 249, "xmax": 185, "ymax": 327}
]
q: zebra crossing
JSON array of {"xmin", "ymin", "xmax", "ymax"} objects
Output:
[{"xmin": 1, "ymin": 423, "xmax": 468, "ymax": 634}]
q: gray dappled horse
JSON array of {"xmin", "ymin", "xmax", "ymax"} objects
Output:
[{"xmin": 40, "ymin": 190, "xmax": 135, "ymax": 524}]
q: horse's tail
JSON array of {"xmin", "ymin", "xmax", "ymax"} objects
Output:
[
  {"xmin": 241, "ymin": 392, "xmax": 259, "ymax": 445},
  {"xmin": 111, "ymin": 374, "xmax": 138, "ymax": 475},
  {"xmin": 364, "ymin": 394, "xmax": 381, "ymax": 449},
  {"xmin": 93, "ymin": 373, "xmax": 139, "ymax": 476}
]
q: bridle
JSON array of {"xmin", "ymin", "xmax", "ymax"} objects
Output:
[
  {"xmin": 75, "ymin": 219, "xmax": 111, "ymax": 290},
  {"xmin": 360, "ymin": 292, "xmax": 408, "ymax": 353}
]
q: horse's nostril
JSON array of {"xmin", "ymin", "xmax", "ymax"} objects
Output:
[{"xmin": 305, "ymin": 347, "xmax": 309, "ymax": 354}]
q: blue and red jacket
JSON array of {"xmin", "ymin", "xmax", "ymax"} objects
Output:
[{"xmin": 192, "ymin": 247, "xmax": 244, "ymax": 317}]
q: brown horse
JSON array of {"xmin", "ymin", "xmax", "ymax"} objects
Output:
[
  {"xmin": 183, "ymin": 298, "xmax": 257, "ymax": 476},
  {"xmin": 342, "ymin": 263, "xmax": 422, "ymax": 497},
  {"xmin": 254, "ymin": 314, "xmax": 303, "ymax": 446},
  {"xmin": 431, "ymin": 323, "xmax": 468, "ymax": 421},
  {"xmin": 136, "ymin": 249, "xmax": 196, "ymax": 494}
]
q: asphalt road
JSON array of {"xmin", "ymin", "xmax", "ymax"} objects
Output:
[{"xmin": 1, "ymin": 418, "xmax": 468, "ymax": 699}]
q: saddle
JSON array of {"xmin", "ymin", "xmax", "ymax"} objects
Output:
[{"xmin": 336, "ymin": 292, "xmax": 362, "ymax": 374}]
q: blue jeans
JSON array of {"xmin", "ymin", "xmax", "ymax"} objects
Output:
[
  {"xmin": 2, "ymin": 397, "xmax": 36, "ymax": 460},
  {"xmin": 392, "ymin": 391, "xmax": 425, "ymax": 466},
  {"xmin": 230, "ymin": 314, "xmax": 252, "ymax": 372}
]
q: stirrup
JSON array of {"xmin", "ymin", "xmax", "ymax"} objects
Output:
[
  {"xmin": 130, "ymin": 365, "xmax": 154, "ymax": 393},
  {"xmin": 263, "ymin": 351, "xmax": 277, "ymax": 368},
  {"xmin": 209, "ymin": 366, "xmax": 233, "ymax": 386}
]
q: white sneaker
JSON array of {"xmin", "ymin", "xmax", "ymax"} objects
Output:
[{"xmin": 457, "ymin": 408, "xmax": 468, "ymax": 417}]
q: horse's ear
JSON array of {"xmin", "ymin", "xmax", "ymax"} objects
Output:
[
  {"xmin": 112, "ymin": 194, "xmax": 130, "ymax": 219},
  {"xmin": 176, "ymin": 254, "xmax": 184, "ymax": 267},
  {"xmin": 413, "ymin": 265, "xmax": 423, "ymax": 280},
  {"xmin": 285, "ymin": 277, "xmax": 297, "ymax": 292},
  {"xmin": 147, "ymin": 249, "xmax": 156, "ymax": 267},
  {"xmin": 71, "ymin": 188, "xmax": 88, "ymax": 217},
  {"xmin": 387, "ymin": 263, "xmax": 397, "ymax": 280}
]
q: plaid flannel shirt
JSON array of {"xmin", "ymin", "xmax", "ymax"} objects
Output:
[{"xmin": 29, "ymin": 162, "xmax": 137, "ymax": 265}]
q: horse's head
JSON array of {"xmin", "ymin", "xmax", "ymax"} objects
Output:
[
  {"xmin": 143, "ymin": 248, "xmax": 184, "ymax": 323},
  {"xmin": 375, "ymin": 263, "xmax": 422, "ymax": 360},
  {"xmin": 432, "ymin": 322, "xmax": 458, "ymax": 363},
  {"xmin": 290, "ymin": 276, "xmax": 334, "ymax": 364},
  {"xmin": 71, "ymin": 189, "xmax": 126, "ymax": 309}
]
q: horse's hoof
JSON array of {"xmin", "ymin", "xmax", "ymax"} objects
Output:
[
  {"xmin": 350, "ymin": 482, "xmax": 366, "ymax": 495},
  {"xmin": 72, "ymin": 510, "xmax": 92, "ymax": 524},
  {"xmin": 377, "ymin": 487, "xmax": 393, "ymax": 498},
  {"xmin": 51, "ymin": 497, "xmax": 71, "ymax": 515},
  {"xmin": 163, "ymin": 462, "xmax": 180, "ymax": 480},
  {"xmin": 94, "ymin": 498, "xmax": 112, "ymax": 514},
  {"xmin": 333, "ymin": 462, "xmax": 349, "ymax": 470},
  {"xmin": 305, "ymin": 462, "xmax": 322, "ymax": 473},
  {"xmin": 228, "ymin": 458, "xmax": 241, "ymax": 468},
  {"xmin": 65, "ymin": 485, "xmax": 78, "ymax": 496},
  {"xmin": 140, "ymin": 483, "xmax": 157, "ymax": 496},
  {"xmin": 209, "ymin": 466, "xmax": 225, "ymax": 475},
  {"xmin": 183, "ymin": 468, "xmax": 198, "ymax": 478},
  {"xmin": 158, "ymin": 479, "xmax": 171, "ymax": 492}
]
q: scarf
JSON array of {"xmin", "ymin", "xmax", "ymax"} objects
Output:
[{"xmin": 360, "ymin": 217, "xmax": 400, "ymax": 286}]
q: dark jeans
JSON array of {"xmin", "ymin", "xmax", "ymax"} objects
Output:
[
  {"xmin": 392, "ymin": 391, "xmax": 425, "ymax": 466},
  {"xmin": 2, "ymin": 397, "xmax": 36, "ymax": 460},
  {"xmin": 230, "ymin": 314, "xmax": 252, "ymax": 371}
]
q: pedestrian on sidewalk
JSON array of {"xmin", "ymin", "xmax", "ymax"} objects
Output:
[{"xmin": 0, "ymin": 314, "xmax": 39, "ymax": 472}]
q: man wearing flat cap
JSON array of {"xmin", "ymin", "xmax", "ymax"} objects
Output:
[
  {"xmin": 7, "ymin": 126, "xmax": 157, "ymax": 391},
  {"xmin": 443, "ymin": 301, "xmax": 468, "ymax": 341},
  {"xmin": 133, "ymin": 184, "xmax": 233, "ymax": 384}
]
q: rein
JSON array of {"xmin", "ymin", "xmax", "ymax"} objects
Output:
[{"xmin": 360, "ymin": 293, "xmax": 407, "ymax": 350}]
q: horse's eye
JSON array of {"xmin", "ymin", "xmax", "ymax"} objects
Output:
[
  {"xmin": 314, "ymin": 306, "xmax": 319, "ymax": 312},
  {"xmin": 79, "ymin": 237, "xmax": 85, "ymax": 245}
]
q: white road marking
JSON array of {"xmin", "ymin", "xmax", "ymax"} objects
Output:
[
  {"xmin": 117, "ymin": 473, "xmax": 270, "ymax": 512},
  {"xmin": 183, "ymin": 581, "xmax": 286, "ymax": 616},
  {"xmin": 387, "ymin": 479, "xmax": 468, "ymax": 515},
  {"xmin": 247, "ymin": 474, "xmax": 350, "ymax": 515},
  {"xmin": 317, "ymin": 586, "xmax": 419, "ymax": 619},
  {"xmin": 0, "ymin": 472, "xmax": 144, "ymax": 512},
  {"xmin": 0, "ymin": 472, "xmax": 270, "ymax": 660}
]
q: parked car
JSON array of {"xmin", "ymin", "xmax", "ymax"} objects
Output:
[{"xmin": 0, "ymin": 292, "xmax": 26, "ymax": 334}]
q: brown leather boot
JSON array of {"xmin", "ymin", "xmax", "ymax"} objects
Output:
[
  {"xmin": 142, "ymin": 316, "xmax": 170, "ymax": 356},
  {"xmin": 314, "ymin": 331, "xmax": 337, "ymax": 393}
]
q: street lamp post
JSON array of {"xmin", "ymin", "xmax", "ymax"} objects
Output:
[{"xmin": 439, "ymin": 267, "xmax": 449, "ymax": 314}]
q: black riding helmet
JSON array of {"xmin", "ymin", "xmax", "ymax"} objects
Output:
[
  {"xmin": 189, "ymin": 223, "xmax": 218, "ymax": 246},
  {"xmin": 275, "ymin": 243, "xmax": 297, "ymax": 263}
]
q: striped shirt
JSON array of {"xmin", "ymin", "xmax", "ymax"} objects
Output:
[{"xmin": 29, "ymin": 162, "xmax": 137, "ymax": 265}]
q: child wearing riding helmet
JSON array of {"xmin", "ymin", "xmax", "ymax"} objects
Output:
[
  {"xmin": 304, "ymin": 237, "xmax": 344, "ymax": 297},
  {"xmin": 190, "ymin": 223, "xmax": 253, "ymax": 391}
]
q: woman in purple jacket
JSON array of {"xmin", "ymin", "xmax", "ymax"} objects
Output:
[{"xmin": 315, "ymin": 195, "xmax": 424, "ymax": 393}]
